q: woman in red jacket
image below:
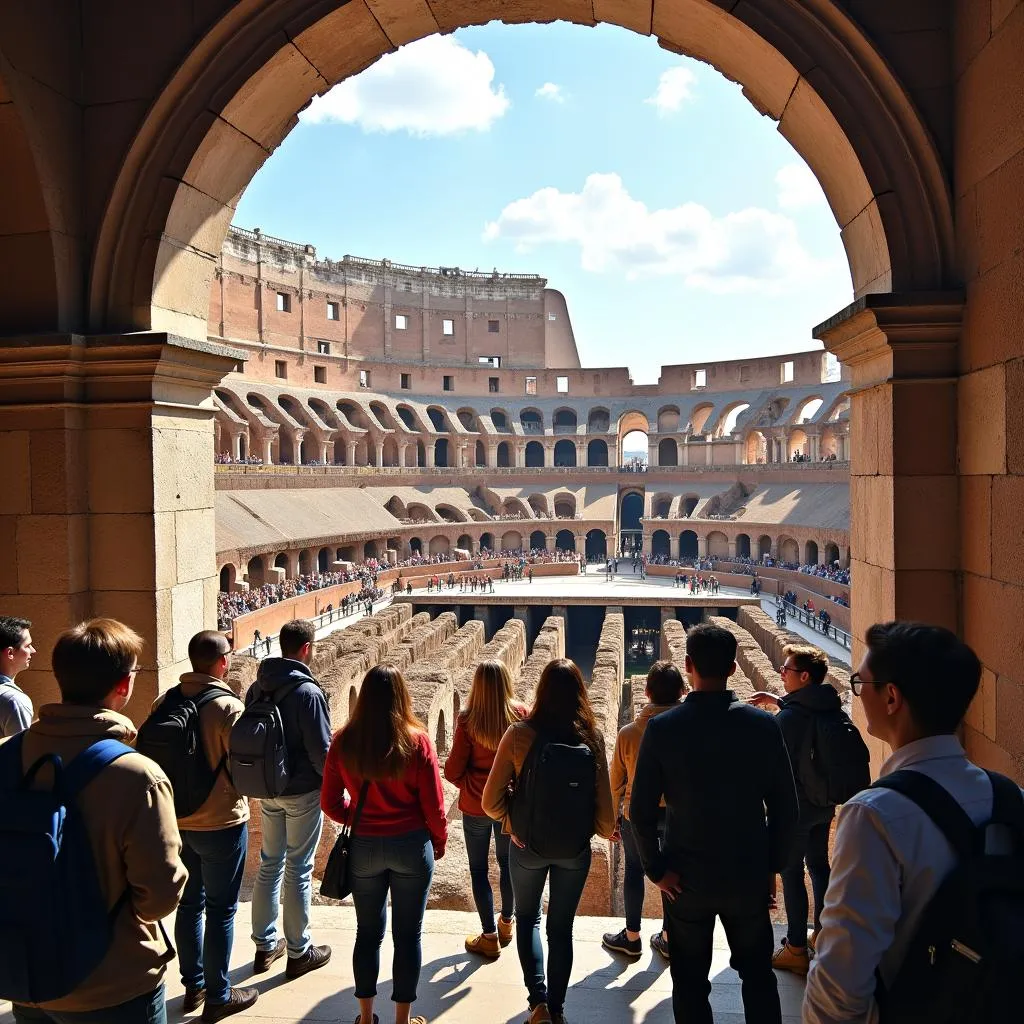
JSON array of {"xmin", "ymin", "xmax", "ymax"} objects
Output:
[
  {"xmin": 322, "ymin": 665, "xmax": 447, "ymax": 1024},
  {"xmin": 444, "ymin": 659, "xmax": 528, "ymax": 959}
]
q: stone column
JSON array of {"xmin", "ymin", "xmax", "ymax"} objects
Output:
[
  {"xmin": 424, "ymin": 443, "xmax": 435, "ymax": 468},
  {"xmin": 347, "ymin": 440, "xmax": 357, "ymax": 466},
  {"xmin": 660, "ymin": 606, "xmax": 674, "ymax": 660},
  {"xmin": 698, "ymin": 536, "xmax": 708, "ymax": 558},
  {"xmin": 231, "ymin": 432, "xmax": 242, "ymax": 461},
  {"xmin": 705, "ymin": 438, "xmax": 713, "ymax": 465},
  {"xmin": 681, "ymin": 439, "xmax": 689, "ymax": 466},
  {"xmin": 375, "ymin": 441, "xmax": 384, "ymax": 466},
  {"xmin": 262, "ymin": 435, "xmax": 274, "ymax": 465},
  {"xmin": 0, "ymin": 332, "xmax": 242, "ymax": 714}
]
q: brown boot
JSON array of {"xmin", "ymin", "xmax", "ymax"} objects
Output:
[
  {"xmin": 182, "ymin": 985, "xmax": 205, "ymax": 1013},
  {"xmin": 286, "ymin": 943, "xmax": 332, "ymax": 979},
  {"xmin": 253, "ymin": 938, "xmax": 286, "ymax": 974},
  {"xmin": 772, "ymin": 939, "xmax": 810, "ymax": 976},
  {"xmin": 497, "ymin": 915, "xmax": 515, "ymax": 947},
  {"xmin": 465, "ymin": 933, "xmax": 501, "ymax": 959},
  {"xmin": 201, "ymin": 987, "xmax": 258, "ymax": 1022},
  {"xmin": 528, "ymin": 1004, "xmax": 552, "ymax": 1024}
]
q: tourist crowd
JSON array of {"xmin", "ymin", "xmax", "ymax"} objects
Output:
[{"xmin": 214, "ymin": 453, "xmax": 264, "ymax": 465}]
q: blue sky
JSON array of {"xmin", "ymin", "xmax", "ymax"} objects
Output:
[{"xmin": 235, "ymin": 22, "xmax": 853, "ymax": 383}]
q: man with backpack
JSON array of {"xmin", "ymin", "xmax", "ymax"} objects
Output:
[
  {"xmin": 803, "ymin": 622, "xmax": 1024, "ymax": 1024},
  {"xmin": 631, "ymin": 624, "xmax": 799, "ymax": 1024},
  {"xmin": 139, "ymin": 631, "xmax": 256, "ymax": 1020},
  {"xmin": 0, "ymin": 615, "xmax": 36, "ymax": 737},
  {"xmin": 241, "ymin": 619, "xmax": 332, "ymax": 979},
  {"xmin": 0, "ymin": 618, "xmax": 186, "ymax": 1023},
  {"xmin": 747, "ymin": 644, "xmax": 869, "ymax": 975}
]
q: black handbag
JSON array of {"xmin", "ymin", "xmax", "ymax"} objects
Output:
[{"xmin": 320, "ymin": 780, "xmax": 369, "ymax": 901}]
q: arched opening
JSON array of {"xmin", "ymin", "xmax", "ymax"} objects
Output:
[
  {"xmin": 586, "ymin": 529, "xmax": 607, "ymax": 560},
  {"xmin": 658, "ymin": 438, "xmax": 678, "ymax": 466},
  {"xmin": 796, "ymin": 398, "xmax": 825, "ymax": 423},
  {"xmin": 824, "ymin": 541, "xmax": 840, "ymax": 566},
  {"xmin": 587, "ymin": 439, "xmax": 608, "ymax": 467},
  {"xmin": 805, "ymin": 540, "xmax": 820, "ymax": 565},
  {"xmin": 553, "ymin": 409, "xmax": 577, "ymax": 434},
  {"xmin": 587, "ymin": 408, "xmax": 610, "ymax": 433},
  {"xmin": 434, "ymin": 438, "xmax": 449, "ymax": 467},
  {"xmin": 457, "ymin": 533, "xmax": 473, "ymax": 552},
  {"xmin": 416, "ymin": 440, "xmax": 426, "ymax": 467},
  {"xmin": 520, "ymin": 409, "xmax": 543, "ymax": 434},
  {"xmin": 428, "ymin": 535, "xmax": 450, "ymax": 556},
  {"xmin": 426, "ymin": 407, "xmax": 448, "ymax": 432},
  {"xmin": 278, "ymin": 431, "xmax": 294, "ymax": 465},
  {"xmin": 480, "ymin": 532, "xmax": 494, "ymax": 552},
  {"xmin": 555, "ymin": 529, "xmax": 576, "ymax": 552},
  {"xmin": 679, "ymin": 531, "xmax": 699, "ymax": 560},
  {"xmin": 458, "ymin": 408, "xmax": 479, "ymax": 431},
  {"xmin": 246, "ymin": 556, "xmax": 265, "ymax": 588},
  {"xmin": 501, "ymin": 530, "xmax": 523, "ymax": 551},
  {"xmin": 553, "ymin": 493, "xmax": 576, "ymax": 518},
  {"xmin": 385, "ymin": 495, "xmax": 407, "ymax": 520},
  {"xmin": 238, "ymin": 435, "xmax": 248, "ymax": 460},
  {"xmin": 397, "ymin": 406, "xmax": 418, "ymax": 431},
  {"xmin": 788, "ymin": 429, "xmax": 809, "ymax": 461},
  {"xmin": 298, "ymin": 438, "xmax": 310, "ymax": 464},
  {"xmin": 410, "ymin": 537, "xmax": 423, "ymax": 556},
  {"xmin": 620, "ymin": 491, "xmax": 644, "ymax": 554},
  {"xmin": 382, "ymin": 437, "xmax": 400, "ymax": 466},
  {"xmin": 745, "ymin": 431, "xmax": 768, "ymax": 464},
  {"xmin": 651, "ymin": 495, "xmax": 672, "ymax": 519},
  {"xmin": 621, "ymin": 429, "xmax": 648, "ymax": 469},
  {"xmin": 435, "ymin": 709, "xmax": 448, "ymax": 759},
  {"xmin": 657, "ymin": 406, "xmax": 680, "ymax": 434},
  {"xmin": 736, "ymin": 534, "xmax": 751, "ymax": 558},
  {"xmin": 275, "ymin": 553, "xmax": 289, "ymax": 574},
  {"xmin": 720, "ymin": 403, "xmax": 751, "ymax": 437},
  {"xmin": 779, "ymin": 537, "xmax": 800, "ymax": 564},
  {"xmin": 298, "ymin": 549, "xmax": 314, "ymax": 575},
  {"xmin": 759, "ymin": 535, "xmax": 773, "ymax": 558},
  {"xmin": 553, "ymin": 439, "xmax": 577, "ymax": 467},
  {"xmin": 528, "ymin": 494, "xmax": 549, "ymax": 518},
  {"xmin": 490, "ymin": 409, "xmax": 510, "ymax": 433},
  {"xmin": 682, "ymin": 495, "xmax": 700, "ymax": 518},
  {"xmin": 707, "ymin": 531, "xmax": 730, "ymax": 558},
  {"xmin": 502, "ymin": 497, "xmax": 529, "ymax": 519},
  {"xmin": 475, "ymin": 439, "xmax": 486, "ymax": 467},
  {"xmin": 219, "ymin": 564, "xmax": 236, "ymax": 592},
  {"xmin": 436, "ymin": 504, "xmax": 466, "ymax": 523},
  {"xmin": 530, "ymin": 530, "xmax": 547, "ymax": 550},
  {"xmin": 525, "ymin": 441, "xmax": 544, "ymax": 468},
  {"xmin": 496, "ymin": 441, "xmax": 511, "ymax": 468},
  {"xmin": 651, "ymin": 530, "xmax": 670, "ymax": 558},
  {"xmin": 363, "ymin": 540, "xmax": 379, "ymax": 560},
  {"xmin": 318, "ymin": 548, "xmax": 331, "ymax": 572},
  {"xmin": 689, "ymin": 404, "xmax": 714, "ymax": 436}
]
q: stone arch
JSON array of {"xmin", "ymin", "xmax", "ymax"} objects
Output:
[
  {"xmin": 409, "ymin": 536, "xmax": 423, "ymax": 556},
  {"xmin": 274, "ymin": 552, "xmax": 289, "ymax": 574},
  {"xmin": 651, "ymin": 492, "xmax": 673, "ymax": 519},
  {"xmin": 736, "ymin": 533, "xmax": 751, "ymax": 558},
  {"xmin": 407, "ymin": 502, "xmax": 435, "ymax": 523},
  {"xmin": 489, "ymin": 408, "xmax": 511, "ymax": 433},
  {"xmin": 363, "ymin": 539, "xmax": 379, "ymax": 560},
  {"xmin": 555, "ymin": 529, "xmax": 575, "ymax": 552},
  {"xmin": 480, "ymin": 531, "xmax": 495, "ymax": 552},
  {"xmin": 434, "ymin": 437, "xmax": 450, "ymax": 467},
  {"xmin": 745, "ymin": 430, "xmax": 768, "ymax": 464},
  {"xmin": 428, "ymin": 535, "xmax": 450, "ymax": 556},
  {"xmin": 318, "ymin": 547, "xmax": 331, "ymax": 572},
  {"xmin": 527, "ymin": 493, "xmax": 549, "ymax": 517},
  {"xmin": 585, "ymin": 529, "xmax": 607, "ymax": 560},
  {"xmin": 384, "ymin": 495, "xmax": 407, "ymax": 520},
  {"xmin": 795, "ymin": 396, "xmax": 825, "ymax": 424},
  {"xmin": 779, "ymin": 536, "xmax": 800, "ymax": 563},
  {"xmin": 457, "ymin": 533, "xmax": 473, "ymax": 552},
  {"xmin": 382, "ymin": 436, "xmax": 400, "ymax": 466},
  {"xmin": 457, "ymin": 407, "xmax": 480, "ymax": 432},
  {"xmin": 530, "ymin": 530, "xmax": 546, "ymax": 550},
  {"xmin": 475, "ymin": 439, "xmax": 486, "ymax": 466},
  {"xmin": 496, "ymin": 440, "xmax": 512, "ymax": 467},
  {"xmin": 553, "ymin": 492, "xmax": 576, "ymax": 518},
  {"xmin": 758, "ymin": 534, "xmax": 773, "ymax": 558},
  {"xmin": 553, "ymin": 439, "xmax": 576, "ymax": 467},
  {"xmin": 218, "ymin": 563, "xmax": 236, "ymax": 592},
  {"xmin": 824, "ymin": 541, "xmax": 840, "ymax": 566},
  {"xmin": 396, "ymin": 404, "xmax": 420, "ymax": 431},
  {"xmin": 689, "ymin": 403, "xmax": 715, "ymax": 436},
  {"xmin": 682, "ymin": 494, "xmax": 700, "ymax": 518},
  {"xmin": 520, "ymin": 408, "xmax": 543, "ymax": 434},
  {"xmin": 805, "ymin": 539, "xmax": 820, "ymax": 565},
  {"xmin": 298, "ymin": 549, "xmax": 314, "ymax": 575},
  {"xmin": 679, "ymin": 531, "xmax": 699, "ymax": 559},
  {"xmin": 587, "ymin": 407, "xmax": 610, "ymax": 433},
  {"xmin": 502, "ymin": 496, "xmax": 530, "ymax": 518},
  {"xmin": 707, "ymin": 531, "xmax": 730, "ymax": 557},
  {"xmin": 524, "ymin": 441, "xmax": 544, "ymax": 468},
  {"xmin": 657, "ymin": 406, "xmax": 680, "ymax": 433},
  {"xmin": 552, "ymin": 408, "xmax": 577, "ymax": 434},
  {"xmin": 587, "ymin": 439, "xmax": 609, "ymax": 467},
  {"xmin": 435, "ymin": 503, "xmax": 467, "ymax": 523},
  {"xmin": 788, "ymin": 429, "xmax": 809, "ymax": 460},
  {"xmin": 718, "ymin": 402, "xmax": 751, "ymax": 437},
  {"xmin": 658, "ymin": 438, "xmax": 678, "ymax": 466},
  {"xmin": 501, "ymin": 530, "xmax": 523, "ymax": 551},
  {"xmin": 243, "ymin": 555, "xmax": 265, "ymax": 587},
  {"xmin": 652, "ymin": 529, "xmax": 671, "ymax": 558}
]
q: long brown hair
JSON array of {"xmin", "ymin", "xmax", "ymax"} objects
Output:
[
  {"xmin": 527, "ymin": 658, "xmax": 601, "ymax": 755},
  {"xmin": 337, "ymin": 664, "xmax": 424, "ymax": 780},
  {"xmin": 464, "ymin": 659, "xmax": 522, "ymax": 751}
]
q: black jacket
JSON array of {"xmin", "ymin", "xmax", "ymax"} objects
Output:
[
  {"xmin": 630, "ymin": 689, "xmax": 798, "ymax": 900},
  {"xmin": 776, "ymin": 682, "xmax": 842, "ymax": 816},
  {"xmin": 247, "ymin": 658, "xmax": 331, "ymax": 796}
]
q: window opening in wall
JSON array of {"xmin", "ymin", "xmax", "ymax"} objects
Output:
[
  {"xmin": 525, "ymin": 376, "xmax": 537, "ymax": 395},
  {"xmin": 489, "ymin": 377, "xmax": 500, "ymax": 393},
  {"xmin": 488, "ymin": 319, "xmax": 500, "ymax": 333},
  {"xmin": 314, "ymin": 366, "xmax": 327, "ymax": 384},
  {"xmin": 395, "ymin": 314, "xmax": 408, "ymax": 330},
  {"xmin": 556, "ymin": 376, "xmax": 569, "ymax": 393},
  {"xmin": 274, "ymin": 360, "xmax": 287, "ymax": 379},
  {"xmin": 823, "ymin": 353, "xmax": 841, "ymax": 383},
  {"xmin": 317, "ymin": 340, "xmax": 330, "ymax": 355},
  {"xmin": 739, "ymin": 364, "xmax": 750, "ymax": 383},
  {"xmin": 782, "ymin": 360, "xmax": 795, "ymax": 383},
  {"xmin": 478, "ymin": 355, "xmax": 501, "ymax": 368},
  {"xmin": 547, "ymin": 312, "xmax": 557, "ymax": 321},
  {"xmin": 276, "ymin": 292, "xmax": 290, "ymax": 313},
  {"xmin": 443, "ymin": 375, "xmax": 455, "ymax": 391},
  {"xmin": 442, "ymin": 318, "xmax": 454, "ymax": 336},
  {"xmin": 327, "ymin": 301, "xmax": 339, "ymax": 320},
  {"xmin": 359, "ymin": 369, "xmax": 370, "ymax": 389},
  {"xmin": 693, "ymin": 369, "xmax": 706, "ymax": 389},
  {"xmin": 400, "ymin": 373, "xmax": 411, "ymax": 390}
]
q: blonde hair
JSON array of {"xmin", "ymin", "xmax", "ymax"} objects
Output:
[
  {"xmin": 783, "ymin": 644, "xmax": 829, "ymax": 684},
  {"xmin": 52, "ymin": 618, "xmax": 145, "ymax": 705},
  {"xmin": 464, "ymin": 660, "xmax": 522, "ymax": 751}
]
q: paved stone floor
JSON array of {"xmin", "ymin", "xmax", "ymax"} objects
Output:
[{"xmin": 1, "ymin": 904, "xmax": 806, "ymax": 1023}]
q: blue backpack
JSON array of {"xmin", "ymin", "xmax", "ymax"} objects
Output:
[{"xmin": 0, "ymin": 733, "xmax": 137, "ymax": 1004}]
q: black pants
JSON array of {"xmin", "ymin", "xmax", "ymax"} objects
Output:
[{"xmin": 665, "ymin": 888, "xmax": 780, "ymax": 1024}]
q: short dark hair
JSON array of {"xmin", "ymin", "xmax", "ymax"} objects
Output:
[
  {"xmin": 784, "ymin": 644, "xmax": 829, "ymax": 685},
  {"xmin": 280, "ymin": 619, "xmax": 315, "ymax": 659},
  {"xmin": 864, "ymin": 622, "xmax": 981, "ymax": 735},
  {"xmin": 685, "ymin": 624, "xmax": 737, "ymax": 681},
  {"xmin": 0, "ymin": 616, "xmax": 31, "ymax": 651},
  {"xmin": 188, "ymin": 630, "xmax": 231, "ymax": 673},
  {"xmin": 52, "ymin": 618, "xmax": 144, "ymax": 705},
  {"xmin": 647, "ymin": 660, "xmax": 685, "ymax": 703}
]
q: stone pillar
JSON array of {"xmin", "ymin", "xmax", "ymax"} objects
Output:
[
  {"xmin": 262, "ymin": 435, "xmax": 274, "ymax": 465},
  {"xmin": 486, "ymin": 443, "xmax": 495, "ymax": 468},
  {"xmin": 681, "ymin": 439, "xmax": 689, "ymax": 466},
  {"xmin": 705, "ymin": 438, "xmax": 713, "ymax": 465},
  {"xmin": 660, "ymin": 607, "xmax": 674, "ymax": 660},
  {"xmin": 375, "ymin": 441, "xmax": 384, "ymax": 466},
  {"xmin": 347, "ymin": 440, "xmax": 357, "ymax": 465},
  {"xmin": 424, "ymin": 444, "xmax": 435, "ymax": 468},
  {"xmin": 472, "ymin": 605, "xmax": 491, "ymax": 636},
  {"xmin": 320, "ymin": 440, "xmax": 330, "ymax": 463},
  {"xmin": 231, "ymin": 432, "xmax": 242, "ymax": 460},
  {"xmin": 698, "ymin": 536, "xmax": 708, "ymax": 558},
  {"xmin": 0, "ymin": 333, "xmax": 242, "ymax": 715}
]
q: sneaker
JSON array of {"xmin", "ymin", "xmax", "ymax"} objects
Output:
[
  {"xmin": 201, "ymin": 987, "xmax": 258, "ymax": 1022},
  {"xmin": 808, "ymin": 928, "xmax": 821, "ymax": 956},
  {"xmin": 527, "ymin": 1005, "xmax": 552, "ymax": 1024},
  {"xmin": 285, "ymin": 943, "xmax": 332, "ymax": 980},
  {"xmin": 253, "ymin": 938, "xmax": 287, "ymax": 974},
  {"xmin": 772, "ymin": 939, "xmax": 810, "ymax": 976},
  {"xmin": 465, "ymin": 933, "xmax": 501, "ymax": 959},
  {"xmin": 602, "ymin": 928, "xmax": 642, "ymax": 958},
  {"xmin": 650, "ymin": 932, "xmax": 670, "ymax": 962},
  {"xmin": 183, "ymin": 985, "xmax": 205, "ymax": 1013},
  {"xmin": 497, "ymin": 915, "xmax": 515, "ymax": 947}
]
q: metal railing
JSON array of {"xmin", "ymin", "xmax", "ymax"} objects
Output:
[{"xmin": 772, "ymin": 596, "xmax": 852, "ymax": 650}]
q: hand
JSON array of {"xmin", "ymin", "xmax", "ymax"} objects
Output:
[
  {"xmin": 433, "ymin": 845, "xmax": 445, "ymax": 860},
  {"xmin": 656, "ymin": 870, "xmax": 683, "ymax": 902},
  {"xmin": 511, "ymin": 834, "xmax": 526, "ymax": 849},
  {"xmin": 768, "ymin": 874, "xmax": 777, "ymax": 909},
  {"xmin": 746, "ymin": 692, "xmax": 779, "ymax": 709}
]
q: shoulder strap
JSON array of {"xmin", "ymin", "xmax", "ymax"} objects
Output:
[
  {"xmin": 871, "ymin": 769, "xmax": 978, "ymax": 859},
  {"xmin": 62, "ymin": 738, "xmax": 136, "ymax": 798},
  {"xmin": 192, "ymin": 685, "xmax": 233, "ymax": 711},
  {"xmin": 346, "ymin": 780, "xmax": 370, "ymax": 836},
  {"xmin": 260, "ymin": 678, "xmax": 305, "ymax": 706},
  {"xmin": 986, "ymin": 770, "xmax": 1024, "ymax": 840}
]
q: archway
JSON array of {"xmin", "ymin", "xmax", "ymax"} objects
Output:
[
  {"xmin": 707, "ymin": 531, "xmax": 730, "ymax": 558},
  {"xmin": 587, "ymin": 439, "xmax": 608, "ymax": 467},
  {"xmin": 759, "ymin": 534, "xmax": 773, "ymax": 558},
  {"xmin": 409, "ymin": 537, "xmax": 423, "ymax": 556},
  {"xmin": 501, "ymin": 531, "xmax": 523, "ymax": 551},
  {"xmin": 435, "ymin": 708, "xmax": 448, "ymax": 759},
  {"xmin": 679, "ymin": 531, "xmax": 698, "ymax": 560},
  {"xmin": 496, "ymin": 441, "xmax": 511, "ymax": 468},
  {"xmin": 805, "ymin": 540, "xmax": 819, "ymax": 565},
  {"xmin": 318, "ymin": 547, "xmax": 331, "ymax": 572},
  {"xmin": 552, "ymin": 409, "xmax": 577, "ymax": 434},
  {"xmin": 219, "ymin": 564, "xmax": 236, "ymax": 592},
  {"xmin": 363, "ymin": 540, "xmax": 379, "ymax": 560},
  {"xmin": 525, "ymin": 441, "xmax": 544, "ymax": 468},
  {"xmin": 434, "ymin": 438, "xmax": 449, "ymax": 468},
  {"xmin": 555, "ymin": 530, "xmax": 575, "ymax": 552},
  {"xmin": 745, "ymin": 431, "xmax": 768, "ymax": 464},
  {"xmin": 824, "ymin": 541, "xmax": 840, "ymax": 566},
  {"xmin": 530, "ymin": 530, "xmax": 546, "ymax": 551},
  {"xmin": 553, "ymin": 439, "xmax": 577, "ymax": 467},
  {"xmin": 480, "ymin": 532, "xmax": 495, "ymax": 552},
  {"xmin": 736, "ymin": 533, "xmax": 751, "ymax": 558},
  {"xmin": 457, "ymin": 533, "xmax": 473, "ymax": 552},
  {"xmin": 428, "ymin": 535, "xmax": 450, "ymax": 556},
  {"xmin": 658, "ymin": 438, "xmax": 678, "ymax": 466},
  {"xmin": 275, "ymin": 552, "xmax": 289, "ymax": 574},
  {"xmin": 382, "ymin": 437, "xmax": 400, "ymax": 466},
  {"xmin": 475, "ymin": 439, "xmax": 486, "ymax": 467},
  {"xmin": 585, "ymin": 529, "xmax": 607, "ymax": 560},
  {"xmin": 298, "ymin": 549, "xmax": 314, "ymax": 575},
  {"xmin": 682, "ymin": 495, "xmax": 700, "ymax": 518},
  {"xmin": 416, "ymin": 440, "xmax": 426, "ymax": 468},
  {"xmin": 779, "ymin": 537, "xmax": 800, "ymax": 564},
  {"xmin": 246, "ymin": 556, "xmax": 265, "ymax": 588},
  {"xmin": 620, "ymin": 491, "xmax": 644, "ymax": 554},
  {"xmin": 652, "ymin": 530, "xmax": 671, "ymax": 559}
]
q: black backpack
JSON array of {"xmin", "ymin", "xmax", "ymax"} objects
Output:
[
  {"xmin": 871, "ymin": 769, "xmax": 1024, "ymax": 1024},
  {"xmin": 800, "ymin": 706, "xmax": 871, "ymax": 807},
  {"xmin": 136, "ymin": 685, "xmax": 229, "ymax": 818},
  {"xmin": 229, "ymin": 681, "xmax": 302, "ymax": 798},
  {"xmin": 509, "ymin": 731, "xmax": 596, "ymax": 860}
]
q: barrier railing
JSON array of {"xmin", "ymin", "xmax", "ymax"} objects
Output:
[{"xmin": 772, "ymin": 596, "xmax": 852, "ymax": 650}]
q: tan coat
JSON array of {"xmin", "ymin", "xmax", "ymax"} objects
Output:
[
  {"xmin": 481, "ymin": 721, "xmax": 616, "ymax": 841},
  {"xmin": 156, "ymin": 672, "xmax": 248, "ymax": 831},
  {"xmin": 13, "ymin": 704, "xmax": 187, "ymax": 1013},
  {"xmin": 610, "ymin": 701, "xmax": 681, "ymax": 820}
]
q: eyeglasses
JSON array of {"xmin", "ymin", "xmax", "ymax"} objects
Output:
[
  {"xmin": 779, "ymin": 663, "xmax": 795, "ymax": 675},
  {"xmin": 849, "ymin": 672, "xmax": 877, "ymax": 696}
]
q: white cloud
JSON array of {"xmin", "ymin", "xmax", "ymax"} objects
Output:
[
  {"xmin": 645, "ymin": 66, "xmax": 696, "ymax": 116},
  {"xmin": 483, "ymin": 172, "xmax": 832, "ymax": 294},
  {"xmin": 775, "ymin": 162, "xmax": 828, "ymax": 211},
  {"xmin": 535, "ymin": 82, "xmax": 566, "ymax": 103},
  {"xmin": 301, "ymin": 35, "xmax": 509, "ymax": 136}
]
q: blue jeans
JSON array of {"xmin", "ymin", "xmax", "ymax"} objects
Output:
[
  {"xmin": 350, "ymin": 830, "xmax": 434, "ymax": 1004},
  {"xmin": 463, "ymin": 814, "xmax": 513, "ymax": 933},
  {"xmin": 510, "ymin": 842, "xmax": 591, "ymax": 1015},
  {"xmin": 251, "ymin": 790, "xmax": 323, "ymax": 958},
  {"xmin": 14, "ymin": 986, "xmax": 166, "ymax": 1024},
  {"xmin": 781, "ymin": 808, "xmax": 834, "ymax": 947},
  {"xmin": 176, "ymin": 823, "xmax": 247, "ymax": 1002},
  {"xmin": 621, "ymin": 817, "xmax": 667, "ymax": 935}
]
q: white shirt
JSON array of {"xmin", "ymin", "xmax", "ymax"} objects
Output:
[
  {"xmin": 0, "ymin": 675, "xmax": 33, "ymax": 738},
  {"xmin": 802, "ymin": 735, "xmax": 1011, "ymax": 1024}
]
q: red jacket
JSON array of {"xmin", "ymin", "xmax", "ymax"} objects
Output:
[
  {"xmin": 321, "ymin": 730, "xmax": 447, "ymax": 855},
  {"xmin": 444, "ymin": 703, "xmax": 529, "ymax": 817}
]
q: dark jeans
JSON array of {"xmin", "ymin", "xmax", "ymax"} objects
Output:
[
  {"xmin": 463, "ymin": 813, "xmax": 513, "ymax": 934},
  {"xmin": 510, "ymin": 842, "xmax": 591, "ymax": 1016},
  {"xmin": 665, "ymin": 889, "xmax": 780, "ymax": 1024},
  {"xmin": 350, "ymin": 830, "xmax": 434, "ymax": 1004},
  {"xmin": 176, "ymin": 822, "xmax": 248, "ymax": 1004},
  {"xmin": 621, "ymin": 816, "xmax": 667, "ymax": 935},
  {"xmin": 14, "ymin": 986, "xmax": 166, "ymax": 1024},
  {"xmin": 781, "ymin": 809, "xmax": 834, "ymax": 947}
]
